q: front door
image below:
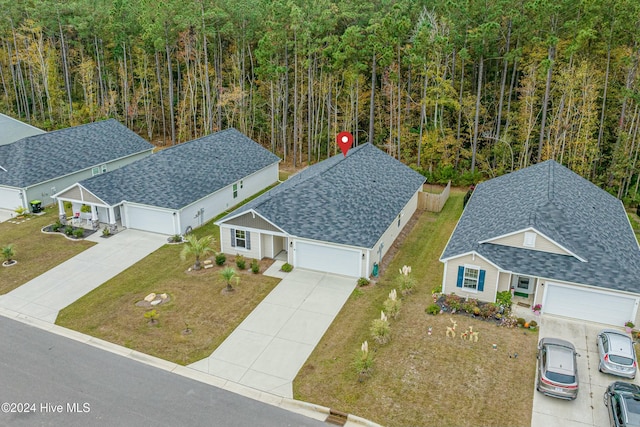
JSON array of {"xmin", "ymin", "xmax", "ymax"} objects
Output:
[{"xmin": 513, "ymin": 275, "xmax": 534, "ymax": 297}]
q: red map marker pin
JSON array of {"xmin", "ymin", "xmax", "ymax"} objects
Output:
[{"xmin": 337, "ymin": 131, "xmax": 353, "ymax": 157}]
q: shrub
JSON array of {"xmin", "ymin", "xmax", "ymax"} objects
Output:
[
  {"xmin": 383, "ymin": 289, "xmax": 401, "ymax": 319},
  {"xmin": 357, "ymin": 277, "xmax": 370, "ymax": 287},
  {"xmin": 281, "ymin": 263, "xmax": 293, "ymax": 272},
  {"xmin": 14, "ymin": 206, "xmax": 27, "ymax": 216},
  {"xmin": 169, "ymin": 234, "xmax": 182, "ymax": 243},
  {"xmin": 215, "ymin": 253, "xmax": 226, "ymax": 266},
  {"xmin": 64, "ymin": 225, "xmax": 74, "ymax": 236},
  {"xmin": 144, "ymin": 309, "xmax": 158, "ymax": 324},
  {"xmin": 398, "ymin": 265, "xmax": 415, "ymax": 295},
  {"xmin": 72, "ymin": 228, "xmax": 84, "ymax": 238},
  {"xmin": 496, "ymin": 290, "xmax": 512, "ymax": 311},
  {"xmin": 370, "ymin": 311, "xmax": 391, "ymax": 345},
  {"xmin": 51, "ymin": 220, "xmax": 62, "ymax": 232},
  {"xmin": 425, "ymin": 303, "xmax": 441, "ymax": 315},
  {"xmin": 479, "ymin": 303, "xmax": 498, "ymax": 319},
  {"xmin": 529, "ymin": 320, "xmax": 538, "ymax": 328},
  {"xmin": 461, "ymin": 298, "xmax": 479, "ymax": 314},
  {"xmin": 516, "ymin": 317, "xmax": 526, "ymax": 326},
  {"xmin": 235, "ymin": 254, "xmax": 246, "ymax": 270},
  {"xmin": 444, "ymin": 294, "xmax": 462, "ymax": 311},
  {"xmin": 250, "ymin": 259, "xmax": 260, "ymax": 274}
]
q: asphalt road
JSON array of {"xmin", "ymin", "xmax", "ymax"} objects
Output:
[{"xmin": 0, "ymin": 316, "xmax": 326, "ymax": 427}]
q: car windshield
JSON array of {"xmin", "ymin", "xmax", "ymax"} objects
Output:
[
  {"xmin": 623, "ymin": 396, "xmax": 640, "ymax": 426},
  {"xmin": 545, "ymin": 371, "xmax": 575, "ymax": 384},
  {"xmin": 610, "ymin": 355, "xmax": 635, "ymax": 366}
]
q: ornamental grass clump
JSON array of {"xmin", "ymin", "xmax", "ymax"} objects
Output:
[
  {"xmin": 354, "ymin": 340, "xmax": 374, "ymax": 378},
  {"xmin": 370, "ymin": 311, "xmax": 391, "ymax": 345},
  {"xmin": 383, "ymin": 289, "xmax": 401, "ymax": 320},
  {"xmin": 398, "ymin": 265, "xmax": 415, "ymax": 295}
]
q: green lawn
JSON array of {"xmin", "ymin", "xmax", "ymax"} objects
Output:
[
  {"xmin": 0, "ymin": 206, "xmax": 94, "ymax": 294},
  {"xmin": 293, "ymin": 190, "xmax": 537, "ymax": 427}
]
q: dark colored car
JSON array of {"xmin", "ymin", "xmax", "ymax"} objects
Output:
[
  {"xmin": 598, "ymin": 329, "xmax": 638, "ymax": 379},
  {"xmin": 604, "ymin": 381, "xmax": 640, "ymax": 427},
  {"xmin": 536, "ymin": 337, "xmax": 579, "ymax": 400}
]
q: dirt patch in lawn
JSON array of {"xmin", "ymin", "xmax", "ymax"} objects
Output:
[
  {"xmin": 293, "ymin": 191, "xmax": 538, "ymax": 427},
  {"xmin": 56, "ymin": 244, "xmax": 280, "ymax": 365}
]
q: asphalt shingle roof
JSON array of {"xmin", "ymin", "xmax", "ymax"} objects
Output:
[
  {"xmin": 220, "ymin": 143, "xmax": 426, "ymax": 248},
  {"xmin": 0, "ymin": 113, "xmax": 45, "ymax": 145},
  {"xmin": 80, "ymin": 128, "xmax": 280, "ymax": 209},
  {"xmin": 441, "ymin": 160, "xmax": 640, "ymax": 293},
  {"xmin": 0, "ymin": 119, "xmax": 153, "ymax": 188}
]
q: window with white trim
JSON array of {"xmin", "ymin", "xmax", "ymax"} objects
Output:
[
  {"xmin": 91, "ymin": 164, "xmax": 108, "ymax": 176},
  {"xmin": 235, "ymin": 230, "xmax": 246, "ymax": 248},
  {"xmin": 523, "ymin": 232, "xmax": 536, "ymax": 248},
  {"xmin": 456, "ymin": 265, "xmax": 485, "ymax": 292},
  {"xmin": 233, "ymin": 183, "xmax": 238, "ymax": 198},
  {"xmin": 463, "ymin": 267, "xmax": 480, "ymax": 290}
]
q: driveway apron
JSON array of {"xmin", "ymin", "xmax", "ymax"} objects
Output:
[
  {"xmin": 532, "ymin": 315, "xmax": 640, "ymax": 427},
  {"xmin": 189, "ymin": 268, "xmax": 356, "ymax": 398},
  {"xmin": 0, "ymin": 230, "xmax": 167, "ymax": 323}
]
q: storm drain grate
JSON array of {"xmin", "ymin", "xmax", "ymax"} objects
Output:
[{"xmin": 325, "ymin": 408, "xmax": 348, "ymax": 426}]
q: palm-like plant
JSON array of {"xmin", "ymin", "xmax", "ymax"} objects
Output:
[
  {"xmin": 2, "ymin": 244, "xmax": 15, "ymax": 264},
  {"xmin": 180, "ymin": 234, "xmax": 215, "ymax": 270},
  {"xmin": 220, "ymin": 267, "xmax": 238, "ymax": 292}
]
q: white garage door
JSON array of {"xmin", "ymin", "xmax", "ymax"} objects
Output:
[
  {"xmin": 295, "ymin": 241, "xmax": 361, "ymax": 277},
  {"xmin": 125, "ymin": 206, "xmax": 174, "ymax": 235},
  {"xmin": 544, "ymin": 283, "xmax": 638, "ymax": 326},
  {"xmin": 0, "ymin": 186, "xmax": 23, "ymax": 211}
]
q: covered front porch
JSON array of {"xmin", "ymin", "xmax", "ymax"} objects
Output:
[
  {"xmin": 497, "ymin": 271, "xmax": 542, "ymax": 313},
  {"xmin": 53, "ymin": 183, "xmax": 123, "ymax": 234}
]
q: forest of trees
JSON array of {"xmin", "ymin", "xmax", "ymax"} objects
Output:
[{"xmin": 1, "ymin": 0, "xmax": 639, "ymax": 200}]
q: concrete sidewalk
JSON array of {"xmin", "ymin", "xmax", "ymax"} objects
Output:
[
  {"xmin": 0, "ymin": 229, "xmax": 167, "ymax": 322},
  {"xmin": 189, "ymin": 267, "xmax": 356, "ymax": 398}
]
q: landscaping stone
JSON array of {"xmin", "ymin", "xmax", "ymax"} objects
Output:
[{"xmin": 144, "ymin": 293, "xmax": 157, "ymax": 302}]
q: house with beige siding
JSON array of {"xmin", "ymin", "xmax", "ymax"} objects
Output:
[
  {"xmin": 440, "ymin": 160, "xmax": 640, "ymax": 327},
  {"xmin": 216, "ymin": 143, "xmax": 425, "ymax": 278}
]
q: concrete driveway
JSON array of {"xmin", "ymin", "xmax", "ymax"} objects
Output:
[
  {"xmin": 0, "ymin": 229, "xmax": 167, "ymax": 323},
  {"xmin": 532, "ymin": 315, "xmax": 639, "ymax": 426},
  {"xmin": 189, "ymin": 266, "xmax": 356, "ymax": 398}
]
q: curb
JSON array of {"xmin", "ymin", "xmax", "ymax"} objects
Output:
[{"xmin": 0, "ymin": 306, "xmax": 382, "ymax": 426}]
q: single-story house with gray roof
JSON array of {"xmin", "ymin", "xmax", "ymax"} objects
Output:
[
  {"xmin": 440, "ymin": 160, "xmax": 640, "ymax": 327},
  {"xmin": 52, "ymin": 128, "xmax": 280, "ymax": 235},
  {"xmin": 0, "ymin": 119, "xmax": 153, "ymax": 213},
  {"xmin": 216, "ymin": 143, "xmax": 426, "ymax": 278},
  {"xmin": 0, "ymin": 113, "xmax": 45, "ymax": 145}
]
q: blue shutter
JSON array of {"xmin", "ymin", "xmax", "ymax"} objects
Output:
[
  {"xmin": 246, "ymin": 231, "xmax": 251, "ymax": 250},
  {"xmin": 478, "ymin": 270, "xmax": 486, "ymax": 291},
  {"xmin": 456, "ymin": 266, "xmax": 464, "ymax": 288},
  {"xmin": 230, "ymin": 228, "xmax": 236, "ymax": 247}
]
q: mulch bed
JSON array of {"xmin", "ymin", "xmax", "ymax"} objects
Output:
[{"xmin": 41, "ymin": 224, "xmax": 97, "ymax": 240}]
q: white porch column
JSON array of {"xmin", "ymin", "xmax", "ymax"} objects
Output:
[
  {"xmin": 91, "ymin": 206, "xmax": 99, "ymax": 230},
  {"xmin": 108, "ymin": 207, "xmax": 117, "ymax": 233},
  {"xmin": 57, "ymin": 199, "xmax": 67, "ymax": 225}
]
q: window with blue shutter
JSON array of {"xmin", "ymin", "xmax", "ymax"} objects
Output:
[
  {"xmin": 458, "ymin": 266, "xmax": 486, "ymax": 291},
  {"xmin": 456, "ymin": 266, "xmax": 464, "ymax": 288},
  {"xmin": 478, "ymin": 270, "xmax": 485, "ymax": 291},
  {"xmin": 230, "ymin": 228, "xmax": 236, "ymax": 247},
  {"xmin": 246, "ymin": 231, "xmax": 251, "ymax": 250}
]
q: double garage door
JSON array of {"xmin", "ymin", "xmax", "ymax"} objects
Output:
[
  {"xmin": 543, "ymin": 283, "xmax": 638, "ymax": 326},
  {"xmin": 295, "ymin": 241, "xmax": 362, "ymax": 277}
]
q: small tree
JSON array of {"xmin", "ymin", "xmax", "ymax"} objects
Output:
[
  {"xmin": 180, "ymin": 234, "xmax": 215, "ymax": 270},
  {"xmin": 2, "ymin": 244, "xmax": 15, "ymax": 264},
  {"xmin": 220, "ymin": 267, "xmax": 238, "ymax": 292},
  {"xmin": 144, "ymin": 309, "xmax": 158, "ymax": 325}
]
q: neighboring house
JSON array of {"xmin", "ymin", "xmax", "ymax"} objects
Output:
[
  {"xmin": 53, "ymin": 128, "xmax": 280, "ymax": 235},
  {"xmin": 0, "ymin": 113, "xmax": 45, "ymax": 145},
  {"xmin": 216, "ymin": 143, "xmax": 426, "ymax": 278},
  {"xmin": 440, "ymin": 160, "xmax": 640, "ymax": 327},
  {"xmin": 0, "ymin": 119, "xmax": 153, "ymax": 212}
]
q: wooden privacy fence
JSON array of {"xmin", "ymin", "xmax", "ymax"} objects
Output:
[{"xmin": 418, "ymin": 181, "xmax": 451, "ymax": 212}]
